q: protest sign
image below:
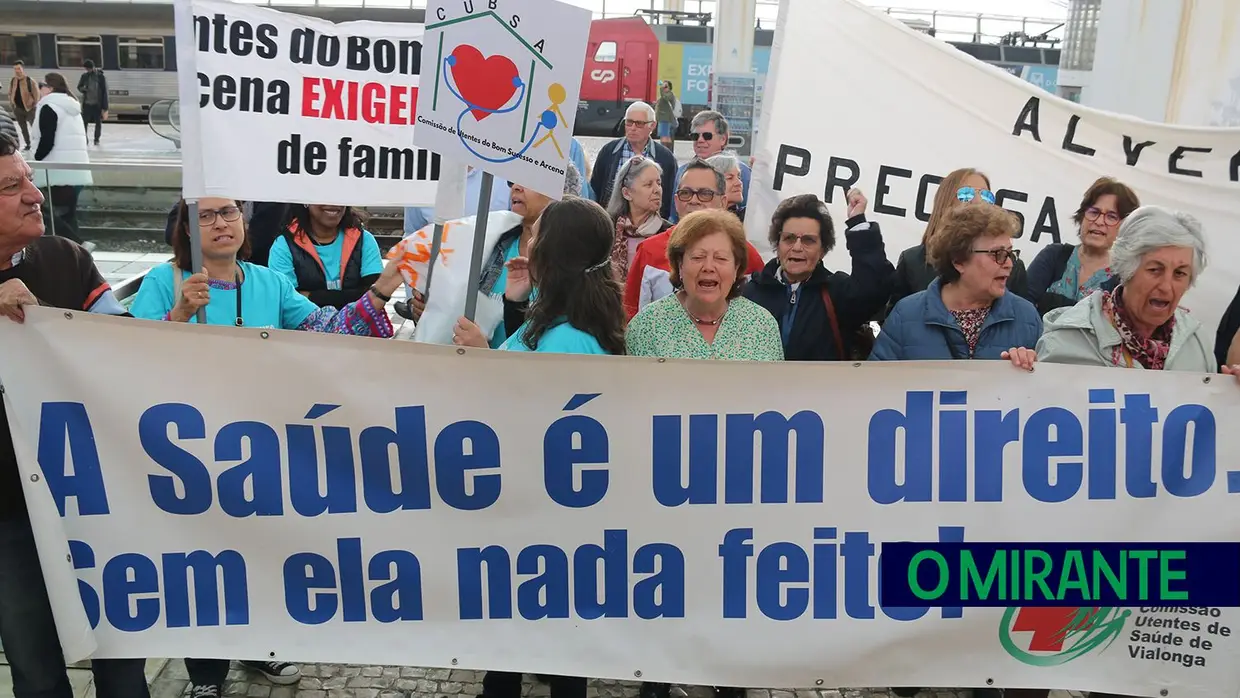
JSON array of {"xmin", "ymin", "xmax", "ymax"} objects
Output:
[
  {"xmin": 413, "ymin": 0, "xmax": 591, "ymax": 198},
  {"xmin": 746, "ymin": 0, "xmax": 1240, "ymax": 341},
  {"xmin": 4, "ymin": 308, "xmax": 1240, "ymax": 697},
  {"xmin": 174, "ymin": 0, "xmax": 438, "ymax": 206}
]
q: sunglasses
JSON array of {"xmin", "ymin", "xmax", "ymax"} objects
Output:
[
  {"xmin": 973, "ymin": 247, "xmax": 1020, "ymax": 265},
  {"xmin": 690, "ymin": 132, "xmax": 715, "ymax": 142},
  {"xmin": 957, "ymin": 186, "xmax": 996, "ymax": 205},
  {"xmin": 676, "ymin": 188, "xmax": 717, "ymax": 203}
]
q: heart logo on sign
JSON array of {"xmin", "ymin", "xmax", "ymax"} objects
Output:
[{"xmin": 449, "ymin": 45, "xmax": 520, "ymax": 121}]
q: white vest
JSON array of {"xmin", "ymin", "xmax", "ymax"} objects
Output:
[{"xmin": 31, "ymin": 92, "xmax": 92, "ymax": 188}]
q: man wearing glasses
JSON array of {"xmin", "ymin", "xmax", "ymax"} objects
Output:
[
  {"xmin": 588, "ymin": 101, "xmax": 678, "ymax": 218},
  {"xmin": 669, "ymin": 110, "xmax": 751, "ymax": 223}
]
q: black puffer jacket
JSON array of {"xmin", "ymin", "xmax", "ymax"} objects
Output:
[
  {"xmin": 1216, "ymin": 285, "xmax": 1240, "ymax": 370},
  {"xmin": 743, "ymin": 216, "xmax": 894, "ymax": 361},
  {"xmin": 885, "ymin": 243, "xmax": 1029, "ymax": 320}
]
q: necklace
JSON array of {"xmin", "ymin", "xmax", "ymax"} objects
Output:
[{"xmin": 679, "ymin": 293, "xmax": 723, "ymax": 326}]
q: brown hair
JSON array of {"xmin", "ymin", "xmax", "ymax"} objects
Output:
[
  {"xmin": 927, "ymin": 204, "xmax": 1020, "ymax": 284},
  {"xmin": 170, "ymin": 198, "xmax": 252, "ymax": 271},
  {"xmin": 667, "ymin": 209, "xmax": 749, "ymax": 299},
  {"xmin": 41, "ymin": 73, "xmax": 74, "ymax": 99},
  {"xmin": 1073, "ymin": 176, "xmax": 1140, "ymax": 226},
  {"xmin": 921, "ymin": 167, "xmax": 991, "ymax": 246}
]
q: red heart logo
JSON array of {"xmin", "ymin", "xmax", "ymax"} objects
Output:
[{"xmin": 450, "ymin": 45, "xmax": 520, "ymax": 121}]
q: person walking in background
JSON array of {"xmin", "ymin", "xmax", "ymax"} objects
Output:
[
  {"xmin": 655, "ymin": 80, "xmax": 682, "ymax": 149},
  {"xmin": 76, "ymin": 59, "xmax": 107, "ymax": 146},
  {"xmin": 31, "ymin": 73, "xmax": 93, "ymax": 249},
  {"xmin": 7, "ymin": 61, "xmax": 38, "ymax": 150}
]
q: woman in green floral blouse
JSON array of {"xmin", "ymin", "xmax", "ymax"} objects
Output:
[{"xmin": 626, "ymin": 209, "xmax": 783, "ymax": 361}]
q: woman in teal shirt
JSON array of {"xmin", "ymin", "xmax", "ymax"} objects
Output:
[
  {"xmin": 453, "ymin": 196, "xmax": 626, "ymax": 356},
  {"xmin": 267, "ymin": 204, "xmax": 386, "ymax": 309},
  {"xmin": 131, "ymin": 197, "xmax": 402, "ymax": 336}
]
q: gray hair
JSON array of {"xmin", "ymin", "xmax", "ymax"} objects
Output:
[
  {"xmin": 606, "ymin": 155, "xmax": 663, "ymax": 219},
  {"xmin": 563, "ymin": 161, "xmax": 581, "ymax": 197},
  {"xmin": 625, "ymin": 101, "xmax": 655, "ymax": 121},
  {"xmin": 1110, "ymin": 205, "xmax": 1208, "ymax": 285},
  {"xmin": 691, "ymin": 109, "xmax": 729, "ymax": 137},
  {"xmin": 705, "ymin": 153, "xmax": 740, "ymax": 177},
  {"xmin": 680, "ymin": 157, "xmax": 725, "ymax": 194}
]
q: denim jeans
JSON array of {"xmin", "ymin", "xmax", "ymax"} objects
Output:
[{"xmin": 0, "ymin": 516, "xmax": 149, "ymax": 698}]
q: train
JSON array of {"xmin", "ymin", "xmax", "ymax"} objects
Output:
[{"xmin": 0, "ymin": 0, "xmax": 1063, "ymax": 138}]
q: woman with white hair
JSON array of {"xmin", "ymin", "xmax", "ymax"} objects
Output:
[
  {"xmin": 1038, "ymin": 205, "xmax": 1240, "ymax": 379},
  {"xmin": 706, "ymin": 152, "xmax": 745, "ymax": 221},
  {"xmin": 606, "ymin": 155, "xmax": 671, "ymax": 283}
]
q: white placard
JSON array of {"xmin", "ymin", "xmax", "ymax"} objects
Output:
[
  {"xmin": 174, "ymin": 0, "xmax": 438, "ymax": 206},
  {"xmin": 746, "ymin": 0, "xmax": 1240, "ymax": 341},
  {"xmin": 413, "ymin": 0, "xmax": 591, "ymax": 199}
]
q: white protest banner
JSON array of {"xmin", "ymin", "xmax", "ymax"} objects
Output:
[
  {"xmin": 413, "ymin": 0, "xmax": 591, "ymax": 198},
  {"xmin": 174, "ymin": 0, "xmax": 438, "ymax": 206},
  {"xmin": 746, "ymin": 0, "xmax": 1240, "ymax": 341},
  {"xmin": 4, "ymin": 307, "xmax": 1240, "ymax": 697}
]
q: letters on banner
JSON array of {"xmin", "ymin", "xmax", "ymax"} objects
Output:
[
  {"xmin": 745, "ymin": 0, "xmax": 1240, "ymax": 341},
  {"xmin": 174, "ymin": 0, "xmax": 438, "ymax": 206},
  {"xmin": 3, "ymin": 308, "xmax": 1239, "ymax": 696}
]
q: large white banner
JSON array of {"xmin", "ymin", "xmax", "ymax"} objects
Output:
[
  {"xmin": 175, "ymin": 0, "xmax": 438, "ymax": 206},
  {"xmin": 747, "ymin": 0, "xmax": 1240, "ymax": 342},
  {"xmin": 4, "ymin": 308, "xmax": 1240, "ymax": 697}
]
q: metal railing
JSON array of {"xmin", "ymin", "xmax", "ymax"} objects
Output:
[
  {"xmin": 30, "ymin": 160, "xmax": 182, "ymax": 242},
  {"xmin": 148, "ymin": 99, "xmax": 181, "ymax": 149}
]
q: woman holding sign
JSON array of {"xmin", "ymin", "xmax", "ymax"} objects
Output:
[
  {"xmin": 869, "ymin": 202, "xmax": 1040, "ymax": 368},
  {"xmin": 1038, "ymin": 205, "xmax": 1240, "ymax": 380},
  {"xmin": 131, "ymin": 197, "xmax": 401, "ymax": 336}
]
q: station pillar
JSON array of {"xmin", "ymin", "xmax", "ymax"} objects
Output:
[
  {"xmin": 662, "ymin": 0, "xmax": 685, "ymax": 12},
  {"xmin": 711, "ymin": 0, "xmax": 757, "ymax": 74}
]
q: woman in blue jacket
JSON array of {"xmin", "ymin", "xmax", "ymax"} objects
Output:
[{"xmin": 870, "ymin": 202, "xmax": 1039, "ymax": 368}]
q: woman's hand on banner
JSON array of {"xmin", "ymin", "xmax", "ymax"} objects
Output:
[
  {"xmin": 170, "ymin": 271, "xmax": 210, "ymax": 323},
  {"xmin": 0, "ymin": 279, "xmax": 38, "ymax": 323},
  {"xmin": 505, "ymin": 257, "xmax": 532, "ymax": 302},
  {"xmin": 1001, "ymin": 347, "xmax": 1037, "ymax": 372},
  {"xmin": 846, "ymin": 188, "xmax": 868, "ymax": 218},
  {"xmin": 1221, "ymin": 364, "xmax": 1240, "ymax": 385},
  {"xmin": 452, "ymin": 317, "xmax": 489, "ymax": 348}
]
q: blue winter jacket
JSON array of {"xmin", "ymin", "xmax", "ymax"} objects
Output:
[{"xmin": 869, "ymin": 277, "xmax": 1043, "ymax": 361}]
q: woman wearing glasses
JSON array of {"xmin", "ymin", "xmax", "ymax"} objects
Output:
[
  {"xmin": 870, "ymin": 202, "xmax": 1040, "ymax": 367},
  {"xmin": 131, "ymin": 197, "xmax": 402, "ymax": 336},
  {"xmin": 1022, "ymin": 176, "xmax": 1138, "ymax": 315},
  {"xmin": 886, "ymin": 168, "xmax": 1029, "ymax": 317}
]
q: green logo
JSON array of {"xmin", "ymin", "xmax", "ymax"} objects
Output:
[{"xmin": 999, "ymin": 607, "xmax": 1129, "ymax": 666}]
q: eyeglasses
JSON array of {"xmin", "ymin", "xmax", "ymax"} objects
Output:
[
  {"xmin": 957, "ymin": 186, "xmax": 996, "ymax": 205},
  {"xmin": 1084, "ymin": 207, "xmax": 1122, "ymax": 226},
  {"xmin": 779, "ymin": 232, "xmax": 820, "ymax": 247},
  {"xmin": 690, "ymin": 132, "xmax": 715, "ymax": 142},
  {"xmin": 198, "ymin": 205, "xmax": 242, "ymax": 226},
  {"xmin": 676, "ymin": 188, "xmax": 717, "ymax": 203},
  {"xmin": 973, "ymin": 247, "xmax": 1020, "ymax": 265},
  {"xmin": 624, "ymin": 119, "xmax": 652, "ymax": 128}
]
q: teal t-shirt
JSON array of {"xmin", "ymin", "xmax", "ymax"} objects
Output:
[
  {"xmin": 130, "ymin": 262, "xmax": 319, "ymax": 330},
  {"xmin": 267, "ymin": 230, "xmax": 385, "ymax": 290},
  {"xmin": 500, "ymin": 320, "xmax": 610, "ymax": 355},
  {"xmin": 488, "ymin": 236, "xmax": 523, "ymax": 349}
]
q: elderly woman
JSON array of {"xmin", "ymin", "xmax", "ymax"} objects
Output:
[
  {"xmin": 887, "ymin": 167, "xmax": 1029, "ymax": 316},
  {"xmin": 870, "ymin": 203, "xmax": 1039, "ymax": 368},
  {"xmin": 626, "ymin": 209, "xmax": 782, "ymax": 360},
  {"xmin": 1038, "ymin": 206, "xmax": 1240, "ymax": 379},
  {"xmin": 743, "ymin": 191, "xmax": 893, "ymax": 361},
  {"xmin": 267, "ymin": 203, "xmax": 385, "ymax": 309},
  {"xmin": 705, "ymin": 152, "xmax": 745, "ymax": 221},
  {"xmin": 606, "ymin": 155, "xmax": 671, "ymax": 283},
  {"xmin": 1024, "ymin": 176, "xmax": 1139, "ymax": 315},
  {"xmin": 131, "ymin": 197, "xmax": 401, "ymax": 336}
]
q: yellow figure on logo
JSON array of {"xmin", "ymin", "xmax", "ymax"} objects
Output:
[{"xmin": 533, "ymin": 83, "xmax": 568, "ymax": 160}]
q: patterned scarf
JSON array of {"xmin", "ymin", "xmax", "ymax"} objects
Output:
[
  {"xmin": 1101, "ymin": 285, "xmax": 1174, "ymax": 370},
  {"xmin": 610, "ymin": 213, "xmax": 663, "ymax": 282}
]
